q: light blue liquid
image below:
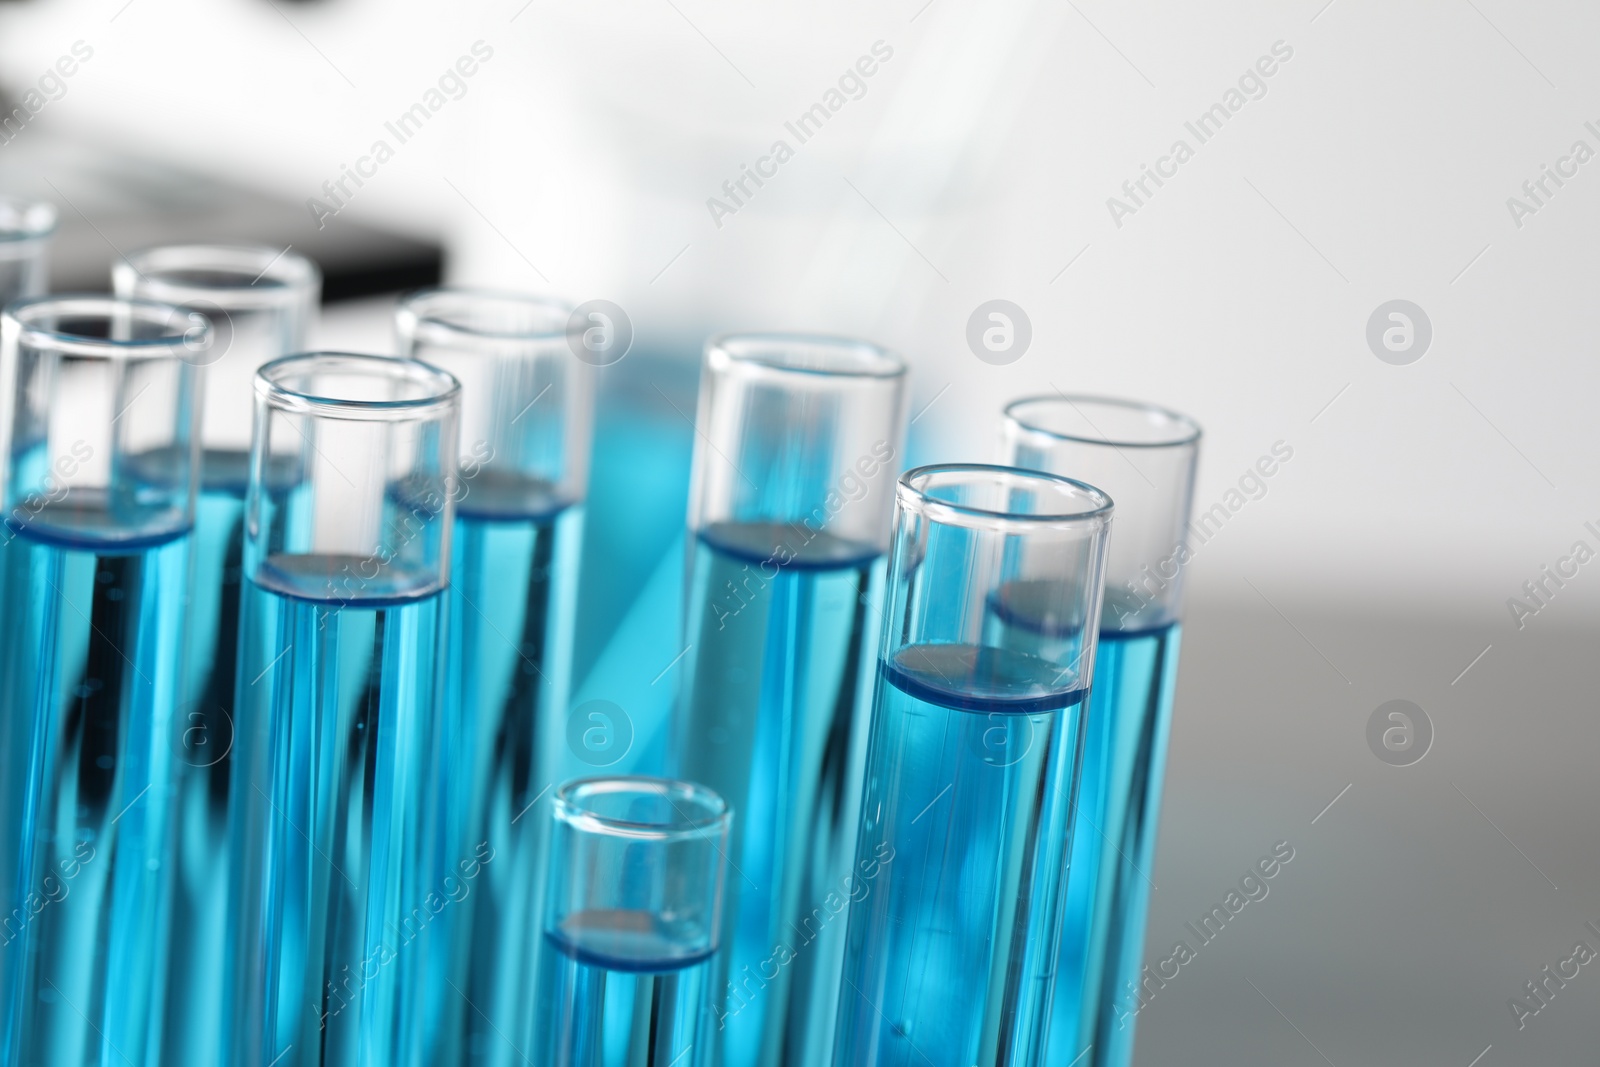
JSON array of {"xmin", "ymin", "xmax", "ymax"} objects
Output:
[
  {"xmin": 675, "ymin": 522, "xmax": 883, "ymax": 1067},
  {"xmin": 161, "ymin": 452, "xmax": 252, "ymax": 1067},
  {"xmin": 431, "ymin": 472, "xmax": 583, "ymax": 1067},
  {"xmin": 833, "ymin": 644, "xmax": 1085, "ymax": 1067},
  {"xmin": 538, "ymin": 910, "xmax": 713, "ymax": 1067},
  {"xmin": 1046, "ymin": 622, "xmax": 1180, "ymax": 1067},
  {"xmin": 233, "ymin": 555, "xmax": 443, "ymax": 1067},
  {"xmin": 0, "ymin": 511, "xmax": 189, "ymax": 1067}
]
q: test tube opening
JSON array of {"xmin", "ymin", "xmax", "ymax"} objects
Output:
[
  {"xmin": 886, "ymin": 463, "xmax": 1113, "ymax": 707},
  {"xmin": 247, "ymin": 351, "xmax": 461, "ymax": 605},
  {"xmin": 708, "ymin": 332, "xmax": 905, "ymax": 379},
  {"xmin": 547, "ymin": 776, "xmax": 731, "ymax": 969},
  {"xmin": 113, "ymin": 243, "xmax": 321, "ymax": 308},
  {"xmin": 900, "ymin": 462, "xmax": 1115, "ymax": 526},
  {"xmin": 114, "ymin": 244, "xmax": 321, "ymax": 489},
  {"xmin": 398, "ymin": 287, "xmax": 570, "ymax": 342},
  {"xmin": 0, "ymin": 197, "xmax": 57, "ymax": 243},
  {"xmin": 1003, "ymin": 394, "xmax": 1201, "ymax": 631},
  {"xmin": 1004, "ymin": 394, "xmax": 1201, "ymax": 449},
  {"xmin": 1, "ymin": 294, "xmax": 208, "ymax": 547},
  {"xmin": 691, "ymin": 332, "xmax": 907, "ymax": 561},
  {"xmin": 396, "ymin": 287, "xmax": 590, "ymax": 519},
  {"xmin": 0, "ymin": 195, "xmax": 58, "ymax": 298}
]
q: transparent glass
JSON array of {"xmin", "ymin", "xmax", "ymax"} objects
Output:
[
  {"xmin": 687, "ymin": 333, "xmax": 905, "ymax": 548},
  {"xmin": 113, "ymin": 243, "xmax": 321, "ymax": 467},
  {"xmin": 1005, "ymin": 397, "xmax": 1200, "ymax": 629},
  {"xmin": 395, "ymin": 288, "xmax": 592, "ymax": 1066},
  {"xmin": 112, "ymin": 243, "xmax": 320, "ymax": 1067},
  {"xmin": 227, "ymin": 354, "xmax": 460, "ymax": 1067},
  {"xmin": 538, "ymin": 776, "xmax": 730, "ymax": 1067},
  {"xmin": 396, "ymin": 287, "xmax": 590, "ymax": 513},
  {"xmin": 833, "ymin": 464, "xmax": 1113, "ymax": 1067},
  {"xmin": 244, "ymin": 352, "xmax": 460, "ymax": 601},
  {"xmin": 1002, "ymin": 396, "xmax": 1200, "ymax": 1067},
  {"xmin": 0, "ymin": 198, "xmax": 56, "ymax": 310},
  {"xmin": 0, "ymin": 295, "xmax": 207, "ymax": 1067},
  {"xmin": 672, "ymin": 333, "xmax": 907, "ymax": 1067}
]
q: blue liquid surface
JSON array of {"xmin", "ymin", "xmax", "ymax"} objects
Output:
[
  {"xmin": 231, "ymin": 555, "xmax": 443, "ymax": 1067},
  {"xmin": 1046, "ymin": 622, "xmax": 1180, "ymax": 1067},
  {"xmin": 538, "ymin": 909, "xmax": 713, "ymax": 1067},
  {"xmin": 0, "ymin": 514, "xmax": 189, "ymax": 1067},
  {"xmin": 430, "ymin": 483, "xmax": 583, "ymax": 1067},
  {"xmin": 834, "ymin": 644, "xmax": 1085, "ymax": 1067},
  {"xmin": 675, "ymin": 522, "xmax": 883, "ymax": 1067}
]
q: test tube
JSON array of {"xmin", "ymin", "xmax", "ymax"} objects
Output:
[
  {"xmin": 1002, "ymin": 397, "xmax": 1200, "ymax": 1067},
  {"xmin": 672, "ymin": 333, "xmax": 906, "ymax": 1067},
  {"xmin": 0, "ymin": 295, "xmax": 208, "ymax": 1066},
  {"xmin": 833, "ymin": 464, "xmax": 1114, "ymax": 1067},
  {"xmin": 538, "ymin": 776, "xmax": 730, "ymax": 1067},
  {"xmin": 394, "ymin": 288, "xmax": 591, "ymax": 1066},
  {"xmin": 229, "ymin": 353, "xmax": 459, "ymax": 1067},
  {"xmin": 112, "ymin": 243, "xmax": 320, "ymax": 1067},
  {"xmin": 0, "ymin": 197, "xmax": 56, "ymax": 308}
]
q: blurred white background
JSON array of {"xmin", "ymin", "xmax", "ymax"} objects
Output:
[
  {"xmin": 3, "ymin": 2, "xmax": 1595, "ymax": 1064},
  {"xmin": 4, "ymin": 0, "xmax": 1591, "ymax": 605}
]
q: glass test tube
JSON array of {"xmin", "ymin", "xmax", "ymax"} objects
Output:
[
  {"xmin": 672, "ymin": 333, "xmax": 906, "ymax": 1067},
  {"xmin": 0, "ymin": 198, "xmax": 56, "ymax": 308},
  {"xmin": 229, "ymin": 353, "xmax": 459, "ymax": 1067},
  {"xmin": 112, "ymin": 244, "xmax": 320, "ymax": 1067},
  {"xmin": 0, "ymin": 295, "xmax": 208, "ymax": 1066},
  {"xmin": 538, "ymin": 776, "xmax": 730, "ymax": 1067},
  {"xmin": 833, "ymin": 464, "xmax": 1114, "ymax": 1067},
  {"xmin": 394, "ymin": 288, "xmax": 592, "ymax": 1067},
  {"xmin": 1002, "ymin": 397, "xmax": 1200, "ymax": 1067}
]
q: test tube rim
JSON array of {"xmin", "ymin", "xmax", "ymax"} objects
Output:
[
  {"xmin": 3, "ymin": 293, "xmax": 212, "ymax": 361},
  {"xmin": 256, "ymin": 351, "xmax": 461, "ymax": 422},
  {"xmin": 898, "ymin": 462, "xmax": 1114, "ymax": 532},
  {"xmin": 706, "ymin": 331, "xmax": 906, "ymax": 382},
  {"xmin": 0, "ymin": 197, "xmax": 58, "ymax": 242},
  {"xmin": 555, "ymin": 776, "xmax": 731, "ymax": 842},
  {"xmin": 1004, "ymin": 393, "xmax": 1202, "ymax": 450},
  {"xmin": 113, "ymin": 243, "xmax": 322, "ymax": 311},
  {"xmin": 396, "ymin": 287, "xmax": 574, "ymax": 347}
]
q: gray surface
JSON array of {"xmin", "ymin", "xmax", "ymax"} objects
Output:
[{"xmin": 1135, "ymin": 586, "xmax": 1595, "ymax": 1067}]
